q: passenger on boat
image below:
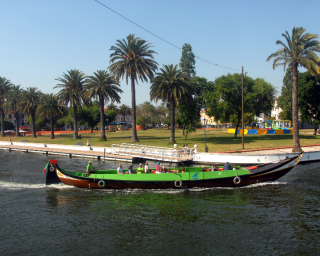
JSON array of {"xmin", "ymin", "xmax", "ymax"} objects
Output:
[
  {"xmin": 181, "ymin": 167, "xmax": 185, "ymax": 173},
  {"xmin": 137, "ymin": 163, "xmax": 144, "ymax": 174},
  {"xmin": 86, "ymin": 161, "xmax": 96, "ymax": 176},
  {"xmin": 224, "ymin": 162, "xmax": 231, "ymax": 170},
  {"xmin": 117, "ymin": 164, "xmax": 124, "ymax": 175},
  {"xmin": 211, "ymin": 165, "xmax": 217, "ymax": 171},
  {"xmin": 127, "ymin": 165, "xmax": 134, "ymax": 174},
  {"xmin": 156, "ymin": 162, "xmax": 160, "ymax": 172},
  {"xmin": 145, "ymin": 162, "xmax": 150, "ymax": 173},
  {"xmin": 233, "ymin": 165, "xmax": 237, "ymax": 170},
  {"xmin": 201, "ymin": 165, "xmax": 207, "ymax": 172}
]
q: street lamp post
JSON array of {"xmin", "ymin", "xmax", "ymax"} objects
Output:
[
  {"xmin": 106, "ymin": 119, "xmax": 108, "ymax": 133},
  {"xmin": 202, "ymin": 118, "xmax": 208, "ymax": 152}
]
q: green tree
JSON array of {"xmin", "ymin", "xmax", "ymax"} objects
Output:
[
  {"xmin": 298, "ymin": 71, "xmax": 320, "ymax": 123},
  {"xmin": 118, "ymin": 104, "xmax": 131, "ymax": 123},
  {"xmin": 85, "ymin": 70, "xmax": 123, "ymax": 140},
  {"xmin": 0, "ymin": 121, "xmax": 14, "ymax": 131},
  {"xmin": 54, "ymin": 69, "xmax": 87, "ymax": 139},
  {"xmin": 109, "ymin": 34, "xmax": 158, "ymax": 142},
  {"xmin": 107, "ymin": 102, "xmax": 118, "ymax": 112},
  {"xmin": 205, "ymin": 73, "xmax": 255, "ymax": 138},
  {"xmin": 278, "ymin": 67, "xmax": 293, "ymax": 121},
  {"xmin": 136, "ymin": 101, "xmax": 155, "ymax": 128},
  {"xmin": 251, "ymin": 78, "xmax": 277, "ymax": 117},
  {"xmin": 150, "ymin": 64, "xmax": 193, "ymax": 144},
  {"xmin": 6, "ymin": 85, "xmax": 23, "ymax": 136},
  {"xmin": 75, "ymin": 104, "xmax": 100, "ymax": 133},
  {"xmin": 19, "ymin": 87, "xmax": 43, "ymax": 137},
  {"xmin": 0, "ymin": 77, "xmax": 13, "ymax": 137},
  {"xmin": 38, "ymin": 93, "xmax": 65, "ymax": 139},
  {"xmin": 105, "ymin": 109, "xmax": 117, "ymax": 124},
  {"xmin": 267, "ymin": 27, "xmax": 320, "ymax": 152},
  {"xmin": 179, "ymin": 43, "xmax": 196, "ymax": 77}
]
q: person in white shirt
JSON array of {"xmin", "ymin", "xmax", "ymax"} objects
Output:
[{"xmin": 117, "ymin": 164, "xmax": 124, "ymax": 175}]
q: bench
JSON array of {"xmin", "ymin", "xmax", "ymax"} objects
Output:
[{"xmin": 75, "ymin": 142, "xmax": 83, "ymax": 146}]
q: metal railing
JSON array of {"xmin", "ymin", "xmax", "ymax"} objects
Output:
[{"xmin": 111, "ymin": 143, "xmax": 194, "ymax": 162}]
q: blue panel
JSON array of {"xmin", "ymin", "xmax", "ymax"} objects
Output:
[
  {"xmin": 267, "ymin": 129, "xmax": 276, "ymax": 134},
  {"xmin": 247, "ymin": 129, "xmax": 258, "ymax": 134},
  {"xmin": 283, "ymin": 129, "xmax": 291, "ymax": 134}
]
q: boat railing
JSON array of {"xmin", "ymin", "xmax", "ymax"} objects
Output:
[{"xmin": 110, "ymin": 143, "xmax": 194, "ymax": 162}]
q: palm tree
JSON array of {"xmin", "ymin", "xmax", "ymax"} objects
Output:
[
  {"xmin": 19, "ymin": 87, "xmax": 43, "ymax": 137},
  {"xmin": 107, "ymin": 102, "xmax": 118, "ymax": 112},
  {"xmin": 109, "ymin": 34, "xmax": 158, "ymax": 142},
  {"xmin": 38, "ymin": 93, "xmax": 64, "ymax": 139},
  {"xmin": 118, "ymin": 104, "xmax": 131, "ymax": 123},
  {"xmin": 54, "ymin": 69, "xmax": 87, "ymax": 139},
  {"xmin": 6, "ymin": 85, "xmax": 23, "ymax": 136},
  {"xmin": 0, "ymin": 77, "xmax": 13, "ymax": 137},
  {"xmin": 150, "ymin": 64, "xmax": 193, "ymax": 144},
  {"xmin": 85, "ymin": 70, "xmax": 123, "ymax": 140},
  {"xmin": 267, "ymin": 27, "xmax": 320, "ymax": 152}
]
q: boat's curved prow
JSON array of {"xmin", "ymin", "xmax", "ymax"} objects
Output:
[{"xmin": 45, "ymin": 160, "xmax": 61, "ymax": 185}]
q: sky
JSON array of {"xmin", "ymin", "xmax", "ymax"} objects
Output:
[{"xmin": 1, "ymin": 0, "xmax": 319, "ymax": 106}]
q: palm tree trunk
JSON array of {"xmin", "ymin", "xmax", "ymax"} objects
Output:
[
  {"xmin": 31, "ymin": 111, "xmax": 36, "ymax": 138},
  {"xmin": 292, "ymin": 64, "xmax": 301, "ymax": 152},
  {"xmin": 131, "ymin": 76, "xmax": 139, "ymax": 142},
  {"xmin": 100, "ymin": 97, "xmax": 106, "ymax": 140},
  {"xmin": 50, "ymin": 117, "xmax": 55, "ymax": 139},
  {"xmin": 0, "ymin": 108, "xmax": 5, "ymax": 137},
  {"xmin": 169, "ymin": 96, "xmax": 176, "ymax": 144},
  {"xmin": 73, "ymin": 105, "xmax": 78, "ymax": 139},
  {"xmin": 15, "ymin": 112, "xmax": 19, "ymax": 137}
]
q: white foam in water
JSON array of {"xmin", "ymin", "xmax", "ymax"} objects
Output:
[
  {"xmin": 0, "ymin": 180, "xmax": 288, "ymax": 192},
  {"xmin": 0, "ymin": 181, "xmax": 74, "ymax": 190}
]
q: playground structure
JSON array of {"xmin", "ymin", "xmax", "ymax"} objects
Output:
[
  {"xmin": 265, "ymin": 120, "xmax": 291, "ymax": 129},
  {"xmin": 228, "ymin": 120, "xmax": 293, "ymax": 135}
]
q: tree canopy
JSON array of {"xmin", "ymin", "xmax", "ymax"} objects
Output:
[{"xmin": 179, "ymin": 43, "xmax": 196, "ymax": 77}]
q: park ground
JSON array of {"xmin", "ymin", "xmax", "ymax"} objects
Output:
[{"xmin": 1, "ymin": 128, "xmax": 319, "ymax": 152}]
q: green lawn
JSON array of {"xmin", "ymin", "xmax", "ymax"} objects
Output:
[{"xmin": 1, "ymin": 128, "xmax": 319, "ymax": 152}]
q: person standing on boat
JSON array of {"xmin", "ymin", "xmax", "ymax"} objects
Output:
[
  {"xmin": 145, "ymin": 162, "xmax": 150, "ymax": 173},
  {"xmin": 137, "ymin": 163, "xmax": 144, "ymax": 174},
  {"xmin": 156, "ymin": 162, "xmax": 160, "ymax": 173},
  {"xmin": 117, "ymin": 164, "xmax": 124, "ymax": 175},
  {"xmin": 87, "ymin": 161, "xmax": 96, "ymax": 176},
  {"xmin": 224, "ymin": 162, "xmax": 231, "ymax": 170}
]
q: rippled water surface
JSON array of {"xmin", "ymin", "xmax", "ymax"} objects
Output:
[{"xmin": 1, "ymin": 150, "xmax": 320, "ymax": 255}]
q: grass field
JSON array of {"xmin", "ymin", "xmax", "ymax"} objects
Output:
[{"xmin": 1, "ymin": 128, "xmax": 319, "ymax": 152}]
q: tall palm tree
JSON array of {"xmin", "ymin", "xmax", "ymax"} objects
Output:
[
  {"xmin": 109, "ymin": 34, "xmax": 158, "ymax": 142},
  {"xmin": 38, "ymin": 93, "xmax": 64, "ymax": 139},
  {"xmin": 107, "ymin": 102, "xmax": 118, "ymax": 112},
  {"xmin": 54, "ymin": 69, "xmax": 86, "ymax": 139},
  {"xmin": 85, "ymin": 70, "xmax": 123, "ymax": 140},
  {"xmin": 150, "ymin": 64, "xmax": 193, "ymax": 144},
  {"xmin": 118, "ymin": 104, "xmax": 131, "ymax": 123},
  {"xmin": 267, "ymin": 27, "xmax": 320, "ymax": 152},
  {"xmin": 0, "ymin": 77, "xmax": 13, "ymax": 137},
  {"xmin": 19, "ymin": 87, "xmax": 43, "ymax": 137},
  {"xmin": 6, "ymin": 85, "xmax": 23, "ymax": 136}
]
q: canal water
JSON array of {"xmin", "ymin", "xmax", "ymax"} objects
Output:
[{"xmin": 1, "ymin": 150, "xmax": 320, "ymax": 255}]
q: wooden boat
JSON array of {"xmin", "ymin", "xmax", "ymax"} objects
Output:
[{"xmin": 43, "ymin": 152, "xmax": 303, "ymax": 189}]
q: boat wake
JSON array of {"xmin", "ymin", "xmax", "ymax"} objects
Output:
[
  {"xmin": 0, "ymin": 181, "xmax": 74, "ymax": 190},
  {"xmin": 0, "ymin": 181, "xmax": 288, "ymax": 192}
]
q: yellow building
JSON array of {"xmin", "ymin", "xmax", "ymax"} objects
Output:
[{"xmin": 200, "ymin": 110, "xmax": 217, "ymax": 126}]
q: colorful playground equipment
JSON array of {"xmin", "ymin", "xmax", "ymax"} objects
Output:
[{"xmin": 228, "ymin": 120, "xmax": 293, "ymax": 135}]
